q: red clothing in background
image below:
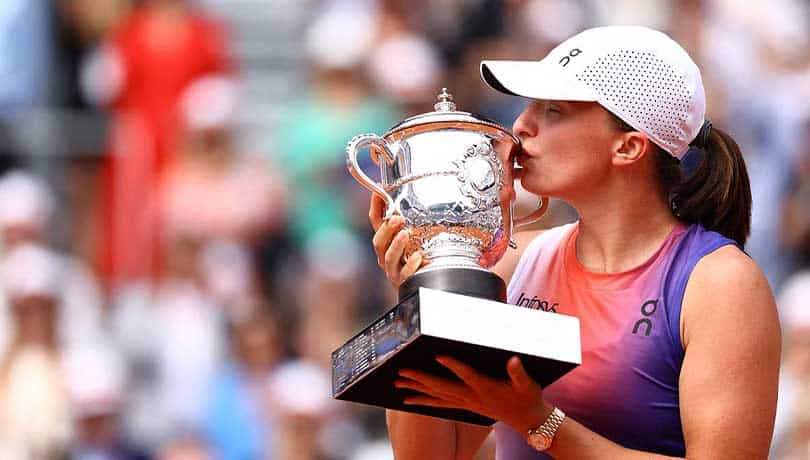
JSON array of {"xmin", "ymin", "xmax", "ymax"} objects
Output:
[{"xmin": 99, "ymin": 5, "xmax": 232, "ymax": 286}]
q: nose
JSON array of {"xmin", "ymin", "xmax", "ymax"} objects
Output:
[{"xmin": 511, "ymin": 104, "xmax": 536, "ymax": 141}]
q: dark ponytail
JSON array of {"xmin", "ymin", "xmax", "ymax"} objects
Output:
[{"xmin": 655, "ymin": 127, "xmax": 752, "ymax": 247}]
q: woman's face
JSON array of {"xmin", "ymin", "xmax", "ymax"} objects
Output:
[
  {"xmin": 11, "ymin": 295, "xmax": 57, "ymax": 345},
  {"xmin": 511, "ymin": 100, "xmax": 619, "ymax": 201}
]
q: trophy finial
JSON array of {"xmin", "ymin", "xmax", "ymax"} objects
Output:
[{"xmin": 434, "ymin": 88, "xmax": 457, "ymax": 112}]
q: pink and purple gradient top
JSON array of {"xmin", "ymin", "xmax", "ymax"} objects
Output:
[{"xmin": 495, "ymin": 222, "xmax": 736, "ymax": 459}]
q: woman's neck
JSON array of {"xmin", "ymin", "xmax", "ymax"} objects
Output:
[{"xmin": 572, "ymin": 186, "xmax": 679, "ymax": 273}]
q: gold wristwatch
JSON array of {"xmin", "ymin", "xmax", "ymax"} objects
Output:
[{"xmin": 526, "ymin": 407, "xmax": 566, "ymax": 451}]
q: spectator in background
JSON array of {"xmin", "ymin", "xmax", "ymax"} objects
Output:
[
  {"xmin": 782, "ymin": 114, "xmax": 810, "ymax": 267},
  {"xmin": 276, "ymin": 0, "xmax": 400, "ymax": 248},
  {"xmin": 161, "ymin": 71, "xmax": 290, "ymax": 305},
  {"xmin": 111, "ymin": 225, "xmax": 225, "ymax": 447},
  {"xmin": 205, "ymin": 308, "xmax": 283, "ymax": 460},
  {"xmin": 161, "ymin": 74, "xmax": 288, "ymax": 252},
  {"xmin": 269, "ymin": 358, "xmax": 338, "ymax": 460},
  {"xmin": 63, "ymin": 341, "xmax": 152, "ymax": 460},
  {"xmin": 199, "ymin": 239, "xmax": 263, "ymax": 323},
  {"xmin": 114, "ymin": 69, "xmax": 287, "ymax": 443},
  {"xmin": 0, "ymin": 244, "xmax": 72, "ymax": 460},
  {"xmin": 366, "ymin": 30, "xmax": 444, "ymax": 115},
  {"xmin": 87, "ymin": 0, "xmax": 232, "ymax": 288},
  {"xmin": 771, "ymin": 271, "xmax": 810, "ymax": 459},
  {"xmin": 0, "ymin": 170, "xmax": 104, "ymax": 357},
  {"xmin": 267, "ymin": 229, "xmax": 371, "ymax": 460}
]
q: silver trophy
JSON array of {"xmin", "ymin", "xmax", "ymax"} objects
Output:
[
  {"xmin": 333, "ymin": 89, "xmax": 581, "ymax": 425},
  {"xmin": 346, "ymin": 88, "xmax": 547, "ymax": 301}
]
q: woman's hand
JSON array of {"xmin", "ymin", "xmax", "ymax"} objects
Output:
[
  {"xmin": 369, "ymin": 194, "xmax": 425, "ymax": 288},
  {"xmin": 395, "ymin": 355, "xmax": 553, "ymax": 435}
]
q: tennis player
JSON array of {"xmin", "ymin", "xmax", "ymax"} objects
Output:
[{"xmin": 369, "ymin": 26, "xmax": 780, "ymax": 459}]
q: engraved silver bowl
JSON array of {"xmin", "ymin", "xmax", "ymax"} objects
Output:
[{"xmin": 347, "ymin": 89, "xmax": 547, "ymax": 272}]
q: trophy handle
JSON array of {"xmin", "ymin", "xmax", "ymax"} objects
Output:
[
  {"xmin": 514, "ymin": 196, "xmax": 549, "ymax": 227},
  {"xmin": 347, "ymin": 134, "xmax": 397, "ymax": 217}
]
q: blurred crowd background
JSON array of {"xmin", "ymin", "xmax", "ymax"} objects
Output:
[{"xmin": 0, "ymin": 0, "xmax": 809, "ymax": 459}]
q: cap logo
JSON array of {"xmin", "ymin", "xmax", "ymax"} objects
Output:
[{"xmin": 559, "ymin": 48, "xmax": 582, "ymax": 67}]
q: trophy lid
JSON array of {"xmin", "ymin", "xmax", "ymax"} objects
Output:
[{"xmin": 384, "ymin": 88, "xmax": 518, "ymax": 143}]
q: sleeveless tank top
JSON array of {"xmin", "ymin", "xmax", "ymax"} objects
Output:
[{"xmin": 494, "ymin": 222, "xmax": 736, "ymax": 459}]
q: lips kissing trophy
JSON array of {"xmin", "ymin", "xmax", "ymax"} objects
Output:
[{"xmin": 332, "ymin": 89, "xmax": 581, "ymax": 425}]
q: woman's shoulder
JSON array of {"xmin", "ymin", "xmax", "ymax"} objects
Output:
[
  {"xmin": 687, "ymin": 244, "xmax": 767, "ymax": 297},
  {"xmin": 663, "ymin": 223, "xmax": 741, "ymax": 293},
  {"xmin": 680, "ymin": 242, "xmax": 778, "ymax": 348}
]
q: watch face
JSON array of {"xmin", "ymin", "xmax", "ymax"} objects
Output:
[{"xmin": 527, "ymin": 434, "xmax": 552, "ymax": 452}]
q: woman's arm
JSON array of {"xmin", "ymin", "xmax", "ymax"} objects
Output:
[
  {"xmin": 676, "ymin": 246, "xmax": 780, "ymax": 457},
  {"xmin": 397, "ymin": 245, "xmax": 781, "ymax": 459},
  {"xmin": 551, "ymin": 245, "xmax": 781, "ymax": 458}
]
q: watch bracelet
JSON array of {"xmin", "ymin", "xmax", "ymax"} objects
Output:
[{"xmin": 528, "ymin": 407, "xmax": 566, "ymax": 438}]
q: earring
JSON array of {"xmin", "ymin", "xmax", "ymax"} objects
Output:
[{"xmin": 669, "ymin": 193, "xmax": 681, "ymax": 218}]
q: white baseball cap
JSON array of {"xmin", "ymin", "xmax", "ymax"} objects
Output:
[
  {"xmin": 0, "ymin": 170, "xmax": 54, "ymax": 230},
  {"xmin": 481, "ymin": 26, "xmax": 705, "ymax": 159},
  {"xmin": 1, "ymin": 243, "xmax": 63, "ymax": 300},
  {"xmin": 63, "ymin": 341, "xmax": 127, "ymax": 417}
]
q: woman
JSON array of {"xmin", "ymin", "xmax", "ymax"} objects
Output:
[
  {"xmin": 0, "ymin": 245, "xmax": 71, "ymax": 459},
  {"xmin": 368, "ymin": 26, "xmax": 780, "ymax": 459}
]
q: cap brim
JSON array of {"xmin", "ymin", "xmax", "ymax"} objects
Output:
[{"xmin": 480, "ymin": 60, "xmax": 599, "ymax": 102}]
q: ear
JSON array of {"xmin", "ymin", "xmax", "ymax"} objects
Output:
[{"xmin": 611, "ymin": 131, "xmax": 653, "ymax": 166}]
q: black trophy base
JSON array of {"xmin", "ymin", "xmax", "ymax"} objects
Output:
[
  {"xmin": 332, "ymin": 288, "xmax": 581, "ymax": 426},
  {"xmin": 399, "ymin": 267, "xmax": 506, "ymax": 303}
]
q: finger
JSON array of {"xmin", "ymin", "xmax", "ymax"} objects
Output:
[
  {"xmin": 368, "ymin": 194, "xmax": 388, "ymax": 231},
  {"xmin": 394, "ymin": 377, "xmax": 464, "ymax": 402},
  {"xmin": 384, "ymin": 229, "xmax": 409, "ymax": 279},
  {"xmin": 372, "ymin": 216, "xmax": 405, "ymax": 266},
  {"xmin": 403, "ymin": 395, "xmax": 466, "ymax": 410},
  {"xmin": 398, "ymin": 369, "xmax": 468, "ymax": 395},
  {"xmin": 400, "ymin": 251, "xmax": 422, "ymax": 279},
  {"xmin": 394, "ymin": 377, "xmax": 433, "ymax": 394},
  {"xmin": 507, "ymin": 356, "xmax": 536, "ymax": 391},
  {"xmin": 436, "ymin": 356, "xmax": 489, "ymax": 389},
  {"xmin": 371, "ymin": 215, "xmax": 404, "ymax": 251}
]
